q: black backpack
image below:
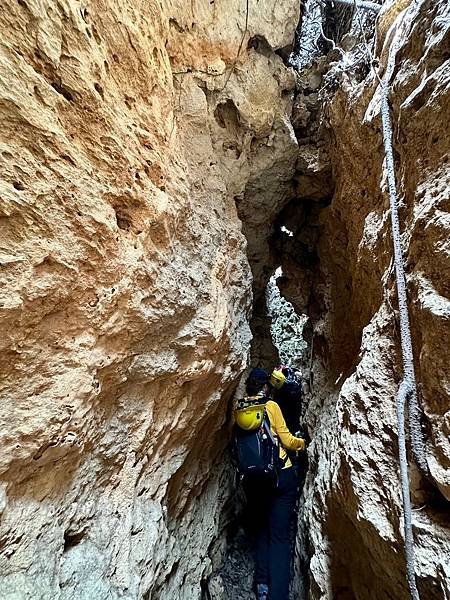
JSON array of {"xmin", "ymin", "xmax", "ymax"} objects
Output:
[
  {"xmin": 275, "ymin": 371, "xmax": 302, "ymax": 434},
  {"xmin": 282, "ymin": 369, "xmax": 303, "ymax": 401},
  {"xmin": 234, "ymin": 415, "xmax": 280, "ymax": 488}
]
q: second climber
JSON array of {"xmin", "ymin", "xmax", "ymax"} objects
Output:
[{"xmin": 234, "ymin": 367, "xmax": 306, "ymax": 600}]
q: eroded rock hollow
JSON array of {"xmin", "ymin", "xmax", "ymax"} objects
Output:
[{"xmin": 0, "ymin": 0, "xmax": 448, "ymax": 599}]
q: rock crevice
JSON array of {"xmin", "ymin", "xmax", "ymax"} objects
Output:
[{"xmin": 0, "ymin": 1, "xmax": 449, "ymax": 599}]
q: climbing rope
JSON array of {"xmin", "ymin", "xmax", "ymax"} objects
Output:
[
  {"xmin": 377, "ymin": 5, "xmax": 429, "ymax": 479},
  {"xmin": 380, "ymin": 84, "xmax": 420, "ymax": 600},
  {"xmin": 351, "ymin": 3, "xmax": 429, "ymax": 598},
  {"xmin": 318, "ymin": 2, "xmax": 346, "ymax": 59},
  {"xmin": 311, "ymin": 6, "xmax": 429, "ymax": 594},
  {"xmin": 219, "ymin": 0, "xmax": 249, "ymax": 92}
]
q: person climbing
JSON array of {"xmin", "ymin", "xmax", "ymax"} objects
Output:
[
  {"xmin": 270, "ymin": 365, "xmax": 309, "ymax": 585},
  {"xmin": 234, "ymin": 368, "xmax": 306, "ymax": 600},
  {"xmin": 270, "ymin": 366, "xmax": 303, "ymax": 436}
]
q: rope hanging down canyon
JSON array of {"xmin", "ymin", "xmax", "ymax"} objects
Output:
[
  {"xmin": 341, "ymin": 2, "xmax": 431, "ymax": 598},
  {"xmin": 378, "ymin": 3, "xmax": 429, "ymax": 481},
  {"xmin": 380, "ymin": 86, "xmax": 420, "ymax": 600},
  {"xmin": 371, "ymin": 7, "xmax": 429, "ymax": 600},
  {"xmin": 314, "ymin": 6, "xmax": 427, "ymax": 595},
  {"xmin": 315, "ymin": 2, "xmax": 429, "ymax": 595}
]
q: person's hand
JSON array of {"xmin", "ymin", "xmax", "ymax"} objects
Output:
[{"xmin": 295, "ymin": 433, "xmax": 306, "ymax": 451}]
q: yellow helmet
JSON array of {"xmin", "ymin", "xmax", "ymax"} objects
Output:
[
  {"xmin": 235, "ymin": 404, "xmax": 266, "ymax": 431},
  {"xmin": 270, "ymin": 369, "xmax": 286, "ymax": 389}
]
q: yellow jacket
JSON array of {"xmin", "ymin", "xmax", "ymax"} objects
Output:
[{"xmin": 265, "ymin": 400, "xmax": 305, "ymax": 469}]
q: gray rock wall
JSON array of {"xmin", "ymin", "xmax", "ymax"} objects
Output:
[{"xmin": 286, "ymin": 1, "xmax": 450, "ymax": 598}]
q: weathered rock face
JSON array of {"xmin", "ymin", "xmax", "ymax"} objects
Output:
[
  {"xmin": 1, "ymin": 0, "xmax": 449, "ymax": 598},
  {"xmin": 0, "ymin": 1, "xmax": 299, "ymax": 597},
  {"xmin": 283, "ymin": 1, "xmax": 450, "ymax": 599}
]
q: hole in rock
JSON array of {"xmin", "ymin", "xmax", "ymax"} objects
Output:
[
  {"xmin": 169, "ymin": 18, "xmax": 184, "ymax": 33},
  {"xmin": 115, "ymin": 213, "xmax": 131, "ymax": 231},
  {"xmin": 280, "ymin": 225, "xmax": 294, "ymax": 237},
  {"xmin": 105, "ymin": 193, "xmax": 146, "ymax": 234},
  {"xmin": 50, "ymin": 81, "xmax": 74, "ymax": 102},
  {"xmin": 63, "ymin": 529, "xmax": 85, "ymax": 552},
  {"xmin": 214, "ymin": 99, "xmax": 240, "ymax": 131},
  {"xmin": 247, "ymin": 35, "xmax": 273, "ymax": 58},
  {"xmin": 222, "ymin": 141, "xmax": 241, "ymax": 159},
  {"xmin": 94, "ymin": 82, "xmax": 104, "ymax": 99}
]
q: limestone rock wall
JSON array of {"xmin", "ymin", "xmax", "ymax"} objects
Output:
[
  {"xmin": 287, "ymin": 1, "xmax": 450, "ymax": 598},
  {"xmin": 0, "ymin": 1, "xmax": 299, "ymax": 597},
  {"xmin": 2, "ymin": 0, "xmax": 448, "ymax": 598}
]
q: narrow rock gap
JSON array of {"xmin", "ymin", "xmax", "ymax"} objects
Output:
[
  {"xmin": 208, "ymin": 2, "xmax": 449, "ymax": 599},
  {"xmin": 266, "ymin": 267, "xmax": 309, "ymax": 373},
  {"xmin": 63, "ymin": 529, "xmax": 86, "ymax": 552},
  {"xmin": 1, "ymin": 1, "xmax": 448, "ymax": 599}
]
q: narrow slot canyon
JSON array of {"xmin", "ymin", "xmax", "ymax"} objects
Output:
[{"xmin": 0, "ymin": 1, "xmax": 448, "ymax": 599}]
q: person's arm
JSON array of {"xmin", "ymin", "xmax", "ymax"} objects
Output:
[{"xmin": 270, "ymin": 402, "xmax": 305, "ymax": 451}]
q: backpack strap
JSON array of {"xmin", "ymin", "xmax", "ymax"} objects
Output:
[
  {"xmin": 263, "ymin": 413, "xmax": 289, "ymax": 468},
  {"xmin": 262, "ymin": 414, "xmax": 277, "ymax": 446}
]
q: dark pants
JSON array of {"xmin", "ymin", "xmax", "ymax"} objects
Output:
[{"xmin": 244, "ymin": 467, "xmax": 298, "ymax": 600}]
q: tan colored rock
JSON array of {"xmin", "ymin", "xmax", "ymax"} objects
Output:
[
  {"xmin": 2, "ymin": 0, "xmax": 448, "ymax": 598},
  {"xmin": 0, "ymin": 0, "xmax": 299, "ymax": 597}
]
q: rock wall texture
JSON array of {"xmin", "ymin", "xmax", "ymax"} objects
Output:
[
  {"xmin": 283, "ymin": 1, "xmax": 450, "ymax": 599},
  {"xmin": 1, "ymin": 0, "xmax": 449, "ymax": 598},
  {"xmin": 0, "ymin": 1, "xmax": 300, "ymax": 598}
]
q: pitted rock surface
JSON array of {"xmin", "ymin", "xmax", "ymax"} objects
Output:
[
  {"xmin": 0, "ymin": 0, "xmax": 449, "ymax": 599},
  {"xmin": 0, "ymin": 1, "xmax": 299, "ymax": 598}
]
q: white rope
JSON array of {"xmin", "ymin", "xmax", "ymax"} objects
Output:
[
  {"xmin": 319, "ymin": 4, "xmax": 346, "ymax": 58},
  {"xmin": 352, "ymin": 3, "xmax": 429, "ymax": 598},
  {"xmin": 379, "ymin": 79, "xmax": 428, "ymax": 477},
  {"xmin": 300, "ymin": 2, "xmax": 428, "ymax": 596}
]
